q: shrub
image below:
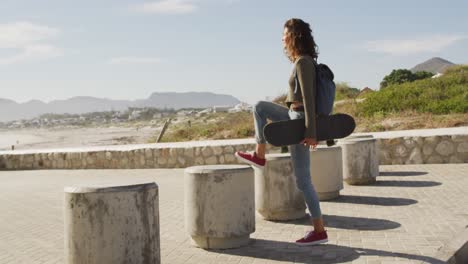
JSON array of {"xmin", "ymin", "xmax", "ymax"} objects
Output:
[
  {"xmin": 359, "ymin": 65, "xmax": 468, "ymax": 116},
  {"xmin": 380, "ymin": 69, "xmax": 434, "ymax": 89}
]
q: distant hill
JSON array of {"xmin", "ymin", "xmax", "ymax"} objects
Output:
[
  {"xmin": 410, "ymin": 57, "xmax": 455, "ymax": 74},
  {"xmin": 0, "ymin": 92, "xmax": 241, "ymax": 122},
  {"xmin": 0, "ymin": 98, "xmax": 16, "ymax": 105},
  {"xmin": 134, "ymin": 92, "xmax": 240, "ymax": 109}
]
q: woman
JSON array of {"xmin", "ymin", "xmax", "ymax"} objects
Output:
[{"xmin": 235, "ymin": 18, "xmax": 328, "ymax": 246}]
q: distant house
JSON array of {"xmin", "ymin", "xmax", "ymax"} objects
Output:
[
  {"xmin": 128, "ymin": 110, "xmax": 142, "ymax": 120},
  {"xmin": 213, "ymin": 106, "xmax": 231, "ymax": 113},
  {"xmin": 432, "ymin": 73, "xmax": 443, "ymax": 78},
  {"xmin": 228, "ymin": 102, "xmax": 253, "ymax": 113},
  {"xmin": 196, "ymin": 108, "xmax": 213, "ymax": 116},
  {"xmin": 358, "ymin": 87, "xmax": 374, "ymax": 97}
]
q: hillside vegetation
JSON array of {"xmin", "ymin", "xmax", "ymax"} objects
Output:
[
  {"xmin": 358, "ymin": 65, "xmax": 468, "ymax": 116},
  {"xmin": 155, "ymin": 112, "xmax": 255, "ymax": 143},
  {"xmin": 379, "ymin": 69, "xmax": 433, "ymax": 89},
  {"xmin": 335, "ymin": 82, "xmax": 361, "ymax": 100},
  {"xmin": 333, "ymin": 65, "xmax": 468, "ymax": 131},
  {"xmin": 158, "ymin": 65, "xmax": 468, "ymax": 142}
]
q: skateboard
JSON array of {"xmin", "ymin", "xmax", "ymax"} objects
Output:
[{"xmin": 263, "ymin": 113, "xmax": 356, "ymax": 147}]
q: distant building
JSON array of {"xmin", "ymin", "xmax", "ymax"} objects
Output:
[
  {"xmin": 432, "ymin": 72, "xmax": 444, "ymax": 78},
  {"xmin": 196, "ymin": 108, "xmax": 213, "ymax": 116},
  {"xmin": 228, "ymin": 102, "xmax": 253, "ymax": 113},
  {"xmin": 358, "ymin": 87, "xmax": 374, "ymax": 97},
  {"xmin": 128, "ymin": 110, "xmax": 142, "ymax": 120},
  {"xmin": 213, "ymin": 106, "xmax": 231, "ymax": 113}
]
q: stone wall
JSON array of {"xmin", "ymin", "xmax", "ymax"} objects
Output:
[
  {"xmin": 0, "ymin": 132, "xmax": 467, "ymax": 170},
  {"xmin": 377, "ymin": 134, "xmax": 468, "ymax": 165},
  {"xmin": 0, "ymin": 140, "xmax": 267, "ymax": 170}
]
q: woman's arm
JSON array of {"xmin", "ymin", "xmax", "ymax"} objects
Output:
[{"xmin": 296, "ymin": 57, "xmax": 317, "ymax": 139}]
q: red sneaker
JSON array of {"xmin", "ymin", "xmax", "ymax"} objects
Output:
[
  {"xmin": 235, "ymin": 151, "xmax": 266, "ymax": 168},
  {"xmin": 295, "ymin": 230, "xmax": 328, "ymax": 246}
]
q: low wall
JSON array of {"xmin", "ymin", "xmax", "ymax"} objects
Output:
[
  {"xmin": 377, "ymin": 134, "xmax": 468, "ymax": 165},
  {"xmin": 0, "ymin": 127, "xmax": 467, "ymax": 170},
  {"xmin": 0, "ymin": 139, "xmax": 265, "ymax": 170}
]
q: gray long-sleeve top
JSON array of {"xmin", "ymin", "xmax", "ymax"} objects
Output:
[{"xmin": 285, "ymin": 55, "xmax": 317, "ymax": 139}]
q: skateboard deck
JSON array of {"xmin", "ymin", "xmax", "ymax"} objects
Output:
[{"xmin": 263, "ymin": 113, "xmax": 356, "ymax": 147}]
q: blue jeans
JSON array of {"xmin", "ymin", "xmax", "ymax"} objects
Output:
[{"xmin": 253, "ymin": 101, "xmax": 322, "ymax": 219}]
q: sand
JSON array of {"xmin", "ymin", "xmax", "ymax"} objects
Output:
[{"xmin": 0, "ymin": 126, "xmax": 161, "ymax": 151}]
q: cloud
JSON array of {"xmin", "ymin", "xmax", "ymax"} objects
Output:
[
  {"xmin": 132, "ymin": 0, "xmax": 197, "ymax": 14},
  {"xmin": 109, "ymin": 56, "xmax": 162, "ymax": 65},
  {"xmin": 365, "ymin": 34, "xmax": 466, "ymax": 55},
  {"xmin": 0, "ymin": 22, "xmax": 62, "ymax": 65},
  {"xmin": 0, "ymin": 22, "xmax": 59, "ymax": 48},
  {"xmin": 130, "ymin": 0, "xmax": 239, "ymax": 15},
  {"xmin": 0, "ymin": 44, "xmax": 63, "ymax": 65}
]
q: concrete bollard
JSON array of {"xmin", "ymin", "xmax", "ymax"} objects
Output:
[
  {"xmin": 310, "ymin": 146, "xmax": 344, "ymax": 200},
  {"xmin": 254, "ymin": 153, "xmax": 306, "ymax": 221},
  {"xmin": 339, "ymin": 138, "xmax": 379, "ymax": 185},
  {"xmin": 64, "ymin": 183, "xmax": 160, "ymax": 264},
  {"xmin": 185, "ymin": 165, "xmax": 255, "ymax": 249}
]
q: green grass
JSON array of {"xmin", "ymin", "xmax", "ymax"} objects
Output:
[
  {"xmin": 358, "ymin": 65, "xmax": 468, "ymax": 117},
  {"xmin": 154, "ymin": 112, "xmax": 255, "ymax": 143}
]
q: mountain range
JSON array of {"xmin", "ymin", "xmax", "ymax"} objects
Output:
[
  {"xmin": 1, "ymin": 57, "xmax": 459, "ymax": 122},
  {"xmin": 410, "ymin": 57, "xmax": 455, "ymax": 74},
  {"xmin": 0, "ymin": 92, "xmax": 241, "ymax": 122}
]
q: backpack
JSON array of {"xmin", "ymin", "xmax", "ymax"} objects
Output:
[
  {"xmin": 295, "ymin": 60, "xmax": 336, "ymax": 115},
  {"xmin": 314, "ymin": 62, "xmax": 336, "ymax": 115}
]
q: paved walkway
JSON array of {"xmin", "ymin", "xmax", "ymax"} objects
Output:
[{"xmin": 0, "ymin": 164, "xmax": 467, "ymax": 263}]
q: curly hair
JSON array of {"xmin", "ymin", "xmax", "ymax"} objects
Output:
[{"xmin": 284, "ymin": 18, "xmax": 319, "ymax": 62}]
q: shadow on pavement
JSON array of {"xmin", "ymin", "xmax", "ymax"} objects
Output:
[
  {"xmin": 372, "ymin": 180, "xmax": 442, "ymax": 187},
  {"xmin": 281, "ymin": 214, "xmax": 401, "ymax": 231},
  {"xmin": 325, "ymin": 195, "xmax": 418, "ymax": 206},
  {"xmin": 379, "ymin": 171, "xmax": 428, "ymax": 177},
  {"xmin": 209, "ymin": 239, "xmax": 444, "ymax": 264}
]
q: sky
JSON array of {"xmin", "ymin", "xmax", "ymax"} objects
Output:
[{"xmin": 1, "ymin": 0, "xmax": 467, "ymax": 105}]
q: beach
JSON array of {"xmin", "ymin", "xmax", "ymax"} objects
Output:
[{"xmin": 0, "ymin": 126, "xmax": 161, "ymax": 151}]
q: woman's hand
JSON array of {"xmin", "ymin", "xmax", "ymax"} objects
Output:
[{"xmin": 300, "ymin": 137, "xmax": 318, "ymax": 149}]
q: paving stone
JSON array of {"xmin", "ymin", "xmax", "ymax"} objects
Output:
[{"xmin": 0, "ymin": 164, "xmax": 466, "ymax": 263}]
